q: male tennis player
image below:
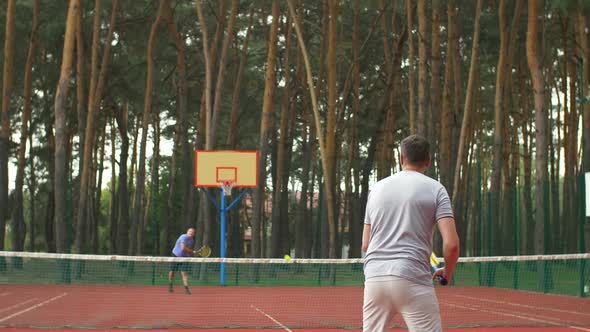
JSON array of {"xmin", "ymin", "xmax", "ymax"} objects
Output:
[
  {"xmin": 169, "ymin": 227, "xmax": 196, "ymax": 295},
  {"xmin": 362, "ymin": 135, "xmax": 460, "ymax": 332}
]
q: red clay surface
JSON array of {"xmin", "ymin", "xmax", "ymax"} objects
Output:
[{"xmin": 0, "ymin": 284, "xmax": 589, "ymax": 330}]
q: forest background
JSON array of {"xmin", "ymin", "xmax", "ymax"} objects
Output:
[{"xmin": 1, "ymin": 0, "xmax": 590, "ymax": 260}]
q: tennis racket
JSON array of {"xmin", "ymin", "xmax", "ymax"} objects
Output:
[
  {"xmin": 430, "ymin": 252, "xmax": 448, "ymax": 285},
  {"xmin": 195, "ymin": 245, "xmax": 211, "ymax": 257}
]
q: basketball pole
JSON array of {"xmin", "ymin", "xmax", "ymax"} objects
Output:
[{"xmin": 202, "ymin": 187, "xmax": 250, "ymax": 286}]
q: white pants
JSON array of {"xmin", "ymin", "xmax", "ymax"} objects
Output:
[{"xmin": 363, "ymin": 275, "xmax": 442, "ymax": 332}]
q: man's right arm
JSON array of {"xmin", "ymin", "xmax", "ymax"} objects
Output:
[
  {"xmin": 180, "ymin": 242, "xmax": 195, "ymax": 255},
  {"xmin": 437, "ymin": 217, "xmax": 460, "ymax": 281}
]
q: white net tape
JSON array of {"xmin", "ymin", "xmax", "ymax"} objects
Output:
[{"xmin": 0, "ymin": 251, "xmax": 588, "ymax": 264}]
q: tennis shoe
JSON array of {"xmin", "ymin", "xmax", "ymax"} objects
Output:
[
  {"xmin": 168, "ymin": 284, "xmax": 173, "ymax": 293},
  {"xmin": 185, "ymin": 287, "xmax": 191, "ymax": 295}
]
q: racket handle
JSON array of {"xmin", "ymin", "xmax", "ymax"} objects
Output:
[
  {"xmin": 435, "ymin": 274, "xmax": 448, "ymax": 285},
  {"xmin": 431, "ymin": 267, "xmax": 448, "ymax": 286}
]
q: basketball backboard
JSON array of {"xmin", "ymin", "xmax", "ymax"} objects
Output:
[{"xmin": 194, "ymin": 150, "xmax": 258, "ymax": 188}]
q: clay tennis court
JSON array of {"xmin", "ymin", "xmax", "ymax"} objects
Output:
[{"xmin": 1, "ymin": 284, "xmax": 589, "ymax": 331}]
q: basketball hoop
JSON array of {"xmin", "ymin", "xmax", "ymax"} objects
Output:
[{"xmin": 221, "ymin": 180, "xmax": 234, "ymax": 196}]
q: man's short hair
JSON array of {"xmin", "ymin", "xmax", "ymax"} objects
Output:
[{"xmin": 401, "ymin": 135, "xmax": 430, "ymax": 165}]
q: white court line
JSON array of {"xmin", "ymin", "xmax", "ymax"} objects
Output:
[
  {"xmin": 0, "ymin": 293, "xmax": 11, "ymax": 297},
  {"xmin": 0, "ymin": 298, "xmax": 38, "ymax": 313},
  {"xmin": 452, "ymin": 294, "xmax": 590, "ymax": 317},
  {"xmin": 250, "ymin": 305, "xmax": 292, "ymax": 332},
  {"xmin": 444, "ymin": 301, "xmax": 590, "ymax": 332},
  {"xmin": 0, "ymin": 293, "xmax": 68, "ymax": 323}
]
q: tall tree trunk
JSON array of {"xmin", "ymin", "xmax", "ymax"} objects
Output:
[
  {"xmin": 115, "ymin": 101, "xmax": 129, "ymax": 254},
  {"xmin": 406, "ymin": 0, "xmax": 416, "ymax": 134},
  {"xmin": 452, "ymin": 0, "xmax": 482, "ymax": 207},
  {"xmin": 227, "ymin": 6, "xmax": 254, "ymax": 149},
  {"xmin": 76, "ymin": 1, "xmax": 86, "ymax": 183},
  {"xmin": 565, "ymin": 58, "xmax": 578, "ymax": 252},
  {"xmin": 416, "ymin": 0, "xmax": 428, "ymax": 137},
  {"xmin": 440, "ymin": 0, "xmax": 458, "ymax": 194},
  {"xmin": 83, "ymin": 1, "xmax": 105, "ymax": 195},
  {"xmin": 376, "ymin": 0, "xmax": 391, "ymax": 180},
  {"xmin": 573, "ymin": 13, "xmax": 588, "ymax": 253},
  {"xmin": 347, "ymin": 0, "xmax": 361, "ymax": 259},
  {"xmin": 0, "ymin": 0, "xmax": 16, "ymax": 252},
  {"xmin": 324, "ymin": 0, "xmax": 338, "ymax": 258},
  {"xmin": 28, "ymin": 129, "xmax": 36, "ymax": 251},
  {"xmin": 12, "ymin": 0, "xmax": 40, "ymax": 251},
  {"xmin": 140, "ymin": 109, "xmax": 160, "ymax": 255},
  {"xmin": 450, "ymin": 4, "xmax": 462, "ymax": 178},
  {"xmin": 45, "ymin": 123, "xmax": 56, "ymax": 252},
  {"xmin": 77, "ymin": 0, "xmax": 119, "ymax": 254},
  {"xmin": 429, "ymin": 0, "xmax": 441, "ymax": 170},
  {"xmin": 295, "ymin": 0, "xmax": 313, "ymax": 258},
  {"xmin": 131, "ymin": 0, "xmax": 163, "ymax": 255},
  {"xmin": 271, "ymin": 16, "xmax": 293, "ymax": 258},
  {"xmin": 148, "ymin": 110, "xmax": 161, "ymax": 256},
  {"xmin": 282, "ymin": 95, "xmax": 297, "ymax": 255},
  {"xmin": 195, "ymin": 0, "xmax": 214, "ymax": 250},
  {"xmin": 77, "ymin": 0, "xmax": 100, "ymax": 247},
  {"xmin": 196, "ymin": 0, "xmax": 212, "ymax": 151},
  {"xmin": 252, "ymin": 0, "xmax": 279, "ymax": 257},
  {"xmin": 210, "ymin": 0, "xmax": 239, "ymax": 255},
  {"xmin": 518, "ymin": 58, "xmax": 534, "ymax": 254},
  {"xmin": 128, "ymin": 115, "xmax": 140, "ymax": 206},
  {"xmin": 162, "ymin": 0, "xmax": 189, "ymax": 249},
  {"xmin": 91, "ymin": 124, "xmax": 105, "ymax": 253},
  {"xmin": 209, "ymin": 0, "xmax": 238, "ymax": 150},
  {"xmin": 54, "ymin": 0, "xmax": 80, "ymax": 253},
  {"xmin": 549, "ymin": 75, "xmax": 560, "ymax": 254},
  {"xmin": 109, "ymin": 118, "xmax": 117, "ymax": 254},
  {"xmin": 526, "ymin": 0, "xmax": 547, "ymax": 255},
  {"xmin": 378, "ymin": 0, "xmax": 391, "ymax": 70},
  {"xmin": 578, "ymin": 10, "xmax": 590, "ymax": 253},
  {"xmin": 558, "ymin": 16, "xmax": 569, "ymax": 253},
  {"xmin": 489, "ymin": 0, "xmax": 507, "ymax": 248},
  {"xmin": 376, "ymin": 0, "xmax": 395, "ymax": 180},
  {"xmin": 451, "ymin": 1, "xmax": 482, "ymax": 254},
  {"xmin": 504, "ymin": 0, "xmax": 524, "ymax": 254},
  {"xmin": 379, "ymin": 30, "xmax": 408, "ymax": 178}
]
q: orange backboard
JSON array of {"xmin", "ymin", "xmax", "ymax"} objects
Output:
[{"xmin": 194, "ymin": 150, "xmax": 259, "ymax": 188}]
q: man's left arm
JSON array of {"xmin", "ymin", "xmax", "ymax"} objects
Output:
[{"xmin": 362, "ymin": 224, "xmax": 371, "ymax": 252}]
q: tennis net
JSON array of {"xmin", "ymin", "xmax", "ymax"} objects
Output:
[{"xmin": 0, "ymin": 251, "xmax": 588, "ymax": 329}]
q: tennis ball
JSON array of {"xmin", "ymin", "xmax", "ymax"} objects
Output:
[{"xmin": 284, "ymin": 254, "xmax": 291, "ymax": 262}]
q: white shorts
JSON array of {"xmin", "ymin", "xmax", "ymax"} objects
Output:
[{"xmin": 363, "ymin": 275, "xmax": 441, "ymax": 332}]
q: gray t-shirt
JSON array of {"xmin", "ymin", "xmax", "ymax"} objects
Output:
[{"xmin": 363, "ymin": 170, "xmax": 454, "ymax": 286}]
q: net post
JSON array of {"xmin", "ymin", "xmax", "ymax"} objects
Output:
[{"xmin": 477, "ymin": 157, "xmax": 483, "ymax": 286}]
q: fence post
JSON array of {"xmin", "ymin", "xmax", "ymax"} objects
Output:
[
  {"xmin": 513, "ymin": 186, "xmax": 519, "ymax": 289},
  {"xmin": 477, "ymin": 157, "xmax": 483, "ymax": 286},
  {"xmin": 578, "ymin": 174, "xmax": 587, "ymax": 297}
]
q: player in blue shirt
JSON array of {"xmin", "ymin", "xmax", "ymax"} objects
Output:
[{"xmin": 169, "ymin": 227, "xmax": 196, "ymax": 295}]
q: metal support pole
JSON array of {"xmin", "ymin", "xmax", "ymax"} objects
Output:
[
  {"xmin": 201, "ymin": 187, "xmax": 250, "ymax": 286},
  {"xmin": 220, "ymin": 188, "xmax": 226, "ymax": 286}
]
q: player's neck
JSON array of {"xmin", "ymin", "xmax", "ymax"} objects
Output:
[{"xmin": 402, "ymin": 164, "xmax": 427, "ymax": 173}]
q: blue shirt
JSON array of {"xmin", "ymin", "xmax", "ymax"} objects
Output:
[{"xmin": 172, "ymin": 234, "xmax": 195, "ymax": 257}]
